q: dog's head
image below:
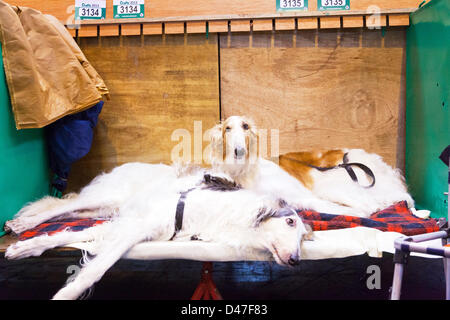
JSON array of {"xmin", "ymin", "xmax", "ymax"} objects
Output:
[
  {"xmin": 254, "ymin": 201, "xmax": 312, "ymax": 266},
  {"xmin": 209, "ymin": 116, "xmax": 258, "ymax": 168}
]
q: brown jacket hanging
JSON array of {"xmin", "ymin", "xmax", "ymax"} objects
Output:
[{"xmin": 0, "ymin": 1, "xmax": 109, "ymax": 129}]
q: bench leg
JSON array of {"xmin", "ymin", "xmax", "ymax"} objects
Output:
[
  {"xmin": 191, "ymin": 262, "xmax": 223, "ymax": 300},
  {"xmin": 391, "ymin": 249, "xmax": 409, "ymax": 300}
]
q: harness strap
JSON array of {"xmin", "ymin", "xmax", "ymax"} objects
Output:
[
  {"xmin": 170, "ymin": 187, "xmax": 195, "ymax": 241},
  {"xmin": 284, "ymin": 152, "xmax": 376, "ymax": 188}
]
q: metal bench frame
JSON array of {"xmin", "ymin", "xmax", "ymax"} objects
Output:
[{"xmin": 391, "ymin": 155, "xmax": 450, "ymax": 300}]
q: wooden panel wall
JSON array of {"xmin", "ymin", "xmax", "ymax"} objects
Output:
[
  {"xmin": 220, "ymin": 28, "xmax": 407, "ymax": 170},
  {"xmin": 10, "ymin": 0, "xmax": 427, "ymax": 22},
  {"xmin": 66, "ymin": 34, "xmax": 220, "ymax": 192}
]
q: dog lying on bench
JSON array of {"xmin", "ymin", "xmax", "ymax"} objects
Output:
[
  {"xmin": 5, "ymin": 169, "xmax": 309, "ymax": 300},
  {"xmin": 6, "ymin": 115, "xmax": 413, "ymax": 235},
  {"xmin": 208, "ymin": 116, "xmax": 414, "ymax": 217}
]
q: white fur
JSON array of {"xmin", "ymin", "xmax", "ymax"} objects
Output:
[
  {"xmin": 5, "ymin": 167, "xmax": 308, "ymax": 300},
  {"xmin": 208, "ymin": 116, "xmax": 414, "ymax": 218}
]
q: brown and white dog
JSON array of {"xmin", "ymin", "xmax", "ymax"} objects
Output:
[{"xmin": 208, "ymin": 116, "xmax": 414, "ymax": 218}]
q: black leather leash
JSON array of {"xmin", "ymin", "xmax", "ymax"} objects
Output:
[{"xmin": 283, "ymin": 152, "xmax": 376, "ymax": 188}]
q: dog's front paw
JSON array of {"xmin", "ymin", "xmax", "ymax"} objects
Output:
[
  {"xmin": 52, "ymin": 287, "xmax": 79, "ymax": 300},
  {"xmin": 4, "ymin": 217, "xmax": 38, "ymax": 235},
  {"xmin": 5, "ymin": 240, "xmax": 45, "ymax": 260}
]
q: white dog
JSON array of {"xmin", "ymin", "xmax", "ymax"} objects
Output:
[
  {"xmin": 208, "ymin": 115, "xmax": 414, "ymax": 218},
  {"xmin": 6, "ymin": 168, "xmax": 309, "ymax": 300},
  {"xmin": 5, "ymin": 115, "xmax": 413, "ymax": 235}
]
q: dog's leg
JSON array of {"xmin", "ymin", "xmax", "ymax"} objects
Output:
[
  {"xmin": 6, "ymin": 196, "xmax": 115, "ymax": 235},
  {"xmin": 52, "ymin": 227, "xmax": 149, "ymax": 300},
  {"xmin": 296, "ymin": 196, "xmax": 362, "ymax": 216},
  {"xmin": 5, "ymin": 223, "xmax": 112, "ymax": 260}
]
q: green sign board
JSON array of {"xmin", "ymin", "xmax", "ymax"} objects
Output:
[
  {"xmin": 75, "ymin": 0, "xmax": 106, "ymax": 20},
  {"xmin": 114, "ymin": 0, "xmax": 145, "ymax": 19},
  {"xmin": 277, "ymin": 0, "xmax": 308, "ymax": 11},
  {"xmin": 318, "ymin": 0, "xmax": 350, "ymax": 11}
]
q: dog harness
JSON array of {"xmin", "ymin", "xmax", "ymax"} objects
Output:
[
  {"xmin": 284, "ymin": 153, "xmax": 376, "ymax": 188},
  {"xmin": 169, "ymin": 174, "xmax": 242, "ymax": 241},
  {"xmin": 169, "ymin": 187, "xmax": 195, "ymax": 241}
]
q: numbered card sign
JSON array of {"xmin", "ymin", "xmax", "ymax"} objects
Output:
[
  {"xmin": 277, "ymin": 0, "xmax": 308, "ymax": 11},
  {"xmin": 114, "ymin": 0, "xmax": 145, "ymax": 18},
  {"xmin": 75, "ymin": 0, "xmax": 106, "ymax": 20},
  {"xmin": 318, "ymin": 0, "xmax": 350, "ymax": 11}
]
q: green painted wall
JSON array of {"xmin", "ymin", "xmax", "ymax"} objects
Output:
[
  {"xmin": 406, "ymin": 0, "xmax": 450, "ymax": 218},
  {"xmin": 0, "ymin": 42, "xmax": 50, "ymax": 236}
]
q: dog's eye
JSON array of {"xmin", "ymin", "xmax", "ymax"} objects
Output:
[
  {"xmin": 225, "ymin": 126, "xmax": 231, "ymax": 131},
  {"xmin": 242, "ymin": 123, "xmax": 249, "ymax": 130},
  {"xmin": 286, "ymin": 218, "xmax": 295, "ymax": 227}
]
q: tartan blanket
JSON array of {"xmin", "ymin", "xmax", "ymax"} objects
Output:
[
  {"xmin": 19, "ymin": 201, "xmax": 439, "ymax": 241},
  {"xmin": 19, "ymin": 219, "xmax": 107, "ymax": 241},
  {"xmin": 298, "ymin": 201, "xmax": 439, "ymax": 236}
]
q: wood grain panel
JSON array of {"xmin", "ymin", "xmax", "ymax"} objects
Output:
[
  {"xmin": 143, "ymin": 23, "xmax": 163, "ymax": 35},
  {"xmin": 121, "ymin": 24, "xmax": 141, "ymax": 36},
  {"xmin": 10, "ymin": 0, "xmax": 423, "ymax": 23},
  {"xmin": 165, "ymin": 22, "xmax": 185, "ymax": 34},
  {"xmin": 66, "ymin": 35, "xmax": 220, "ymax": 192},
  {"xmin": 342, "ymin": 16, "xmax": 364, "ymax": 28},
  {"xmin": 187, "ymin": 21, "xmax": 206, "ymax": 33},
  {"xmin": 389, "ymin": 14, "xmax": 410, "ymax": 26},
  {"xmin": 275, "ymin": 18, "xmax": 296, "ymax": 31},
  {"xmin": 100, "ymin": 24, "xmax": 119, "ymax": 37},
  {"xmin": 230, "ymin": 20, "xmax": 251, "ymax": 32},
  {"xmin": 220, "ymin": 30, "xmax": 407, "ymax": 169},
  {"xmin": 366, "ymin": 15, "xmax": 387, "ymax": 28},
  {"xmin": 253, "ymin": 19, "xmax": 273, "ymax": 32},
  {"xmin": 209, "ymin": 20, "xmax": 229, "ymax": 33},
  {"xmin": 320, "ymin": 17, "xmax": 341, "ymax": 29},
  {"xmin": 298, "ymin": 17, "xmax": 318, "ymax": 29},
  {"xmin": 78, "ymin": 25, "xmax": 98, "ymax": 37}
]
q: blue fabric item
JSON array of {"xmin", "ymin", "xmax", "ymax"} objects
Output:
[{"xmin": 46, "ymin": 101, "xmax": 104, "ymax": 192}]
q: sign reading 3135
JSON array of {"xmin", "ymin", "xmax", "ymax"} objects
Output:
[
  {"xmin": 318, "ymin": 0, "xmax": 350, "ymax": 10},
  {"xmin": 277, "ymin": 0, "xmax": 308, "ymax": 11}
]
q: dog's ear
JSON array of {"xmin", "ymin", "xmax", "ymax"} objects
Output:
[
  {"xmin": 303, "ymin": 223, "xmax": 314, "ymax": 241},
  {"xmin": 278, "ymin": 199, "xmax": 288, "ymax": 208},
  {"xmin": 243, "ymin": 117, "xmax": 258, "ymax": 162},
  {"xmin": 204, "ymin": 122, "xmax": 224, "ymax": 165},
  {"xmin": 253, "ymin": 206, "xmax": 277, "ymax": 227}
]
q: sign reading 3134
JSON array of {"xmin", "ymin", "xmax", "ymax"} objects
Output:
[
  {"xmin": 114, "ymin": 0, "xmax": 145, "ymax": 18},
  {"xmin": 318, "ymin": 0, "xmax": 350, "ymax": 11}
]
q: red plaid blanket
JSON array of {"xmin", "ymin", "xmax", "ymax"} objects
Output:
[
  {"xmin": 19, "ymin": 219, "xmax": 107, "ymax": 241},
  {"xmin": 19, "ymin": 201, "xmax": 439, "ymax": 241},
  {"xmin": 298, "ymin": 201, "xmax": 439, "ymax": 236}
]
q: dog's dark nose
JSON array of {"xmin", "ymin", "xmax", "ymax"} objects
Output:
[
  {"xmin": 288, "ymin": 255, "xmax": 300, "ymax": 266},
  {"xmin": 234, "ymin": 147, "xmax": 246, "ymax": 158}
]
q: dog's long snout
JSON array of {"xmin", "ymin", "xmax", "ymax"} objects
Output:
[
  {"xmin": 288, "ymin": 253, "xmax": 300, "ymax": 266},
  {"xmin": 234, "ymin": 147, "xmax": 246, "ymax": 159}
]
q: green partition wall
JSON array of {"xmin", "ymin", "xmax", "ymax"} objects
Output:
[
  {"xmin": 406, "ymin": 0, "xmax": 449, "ymax": 218},
  {"xmin": 0, "ymin": 42, "xmax": 49, "ymax": 236}
]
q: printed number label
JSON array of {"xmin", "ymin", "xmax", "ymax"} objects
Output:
[
  {"xmin": 322, "ymin": 0, "xmax": 344, "ymax": 6},
  {"xmin": 280, "ymin": 0, "xmax": 305, "ymax": 9},
  {"xmin": 114, "ymin": 0, "xmax": 144, "ymax": 18},
  {"xmin": 118, "ymin": 4, "xmax": 140, "ymax": 14},
  {"xmin": 318, "ymin": 0, "xmax": 349, "ymax": 10},
  {"xmin": 75, "ymin": 0, "xmax": 106, "ymax": 20},
  {"xmin": 79, "ymin": 7, "xmax": 101, "ymax": 17}
]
